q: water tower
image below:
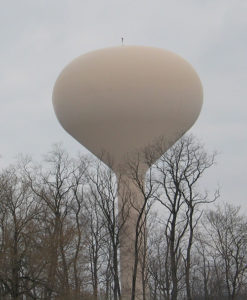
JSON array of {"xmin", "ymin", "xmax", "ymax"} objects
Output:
[{"xmin": 52, "ymin": 46, "xmax": 203, "ymax": 299}]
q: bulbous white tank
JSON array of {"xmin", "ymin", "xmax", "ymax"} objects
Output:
[{"xmin": 52, "ymin": 46, "xmax": 203, "ymax": 169}]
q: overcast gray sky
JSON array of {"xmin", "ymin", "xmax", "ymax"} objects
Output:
[{"xmin": 0, "ymin": 0, "xmax": 246, "ymax": 208}]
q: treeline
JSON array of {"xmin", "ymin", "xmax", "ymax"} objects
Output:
[{"xmin": 0, "ymin": 136, "xmax": 246, "ymax": 300}]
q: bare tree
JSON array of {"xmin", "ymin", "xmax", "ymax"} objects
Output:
[
  {"xmin": 193, "ymin": 231, "xmax": 212, "ymax": 300},
  {"xmin": 0, "ymin": 165, "xmax": 41, "ymax": 299},
  {"xmin": 83, "ymin": 191, "xmax": 106, "ymax": 300},
  {"xmin": 87, "ymin": 160, "xmax": 132, "ymax": 300},
  {"xmin": 205, "ymin": 203, "xmax": 247, "ymax": 300},
  {"xmin": 22, "ymin": 145, "xmax": 89, "ymax": 299},
  {"xmin": 148, "ymin": 222, "xmax": 172, "ymax": 300},
  {"xmin": 151, "ymin": 135, "xmax": 218, "ymax": 300}
]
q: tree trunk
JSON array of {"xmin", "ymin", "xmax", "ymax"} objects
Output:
[
  {"xmin": 185, "ymin": 207, "xmax": 194, "ymax": 300},
  {"xmin": 170, "ymin": 218, "xmax": 178, "ymax": 300},
  {"xmin": 113, "ymin": 247, "xmax": 121, "ymax": 300}
]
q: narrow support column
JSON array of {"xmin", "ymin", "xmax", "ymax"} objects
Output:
[{"xmin": 118, "ymin": 174, "xmax": 147, "ymax": 300}]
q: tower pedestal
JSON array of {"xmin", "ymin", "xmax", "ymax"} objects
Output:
[{"xmin": 118, "ymin": 173, "xmax": 148, "ymax": 300}]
